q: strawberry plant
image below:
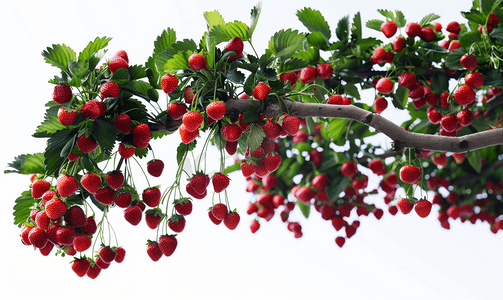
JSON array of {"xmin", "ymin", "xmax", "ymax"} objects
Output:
[{"xmin": 4, "ymin": 0, "xmax": 503, "ymax": 279}]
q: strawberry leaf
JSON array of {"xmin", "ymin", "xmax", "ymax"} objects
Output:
[
  {"xmin": 419, "ymin": 13, "xmax": 440, "ymax": 27},
  {"xmin": 5, "ymin": 153, "xmax": 45, "ymax": 175},
  {"xmin": 204, "ymin": 10, "xmax": 225, "ymax": 28},
  {"xmin": 377, "ymin": 9, "xmax": 395, "ymax": 21},
  {"xmin": 320, "ymin": 119, "xmax": 348, "ymax": 146},
  {"xmin": 278, "ymin": 57, "xmax": 308, "ymax": 74},
  {"xmin": 223, "ymin": 160, "xmax": 241, "ymax": 175},
  {"xmin": 13, "ymin": 190, "xmax": 38, "ymax": 227},
  {"xmin": 248, "ymin": 2, "xmax": 262, "ymax": 39},
  {"xmin": 163, "ymin": 51, "xmax": 191, "ymax": 72},
  {"xmin": 395, "ymin": 10, "xmax": 406, "ymax": 27},
  {"xmin": 226, "ymin": 69, "xmax": 245, "ymax": 84},
  {"xmin": 44, "ymin": 128, "xmax": 78, "ymax": 177},
  {"xmin": 293, "ymin": 47, "xmax": 320, "ymax": 64},
  {"xmin": 78, "ymin": 36, "xmax": 112, "ymax": 62},
  {"xmin": 491, "ymin": 27, "xmax": 503, "ymax": 43},
  {"xmin": 444, "ymin": 48, "xmax": 466, "ymax": 70},
  {"xmin": 247, "ymin": 123, "xmax": 266, "ymax": 152},
  {"xmin": 153, "ymin": 28, "xmax": 177, "ymax": 56},
  {"xmin": 110, "ymin": 68, "xmax": 130, "ymax": 85},
  {"xmin": 42, "ymin": 43, "xmax": 77, "ymax": 71},
  {"xmin": 467, "ymin": 150, "xmax": 482, "ymax": 173},
  {"xmin": 209, "ymin": 21, "xmax": 250, "ymax": 45},
  {"xmin": 351, "ymin": 12, "xmax": 362, "ymax": 41},
  {"xmin": 459, "ymin": 30, "xmax": 482, "ymax": 49},
  {"xmin": 296, "ymin": 7, "xmax": 331, "ymax": 41},
  {"xmin": 366, "ymin": 19, "xmax": 384, "ymax": 32},
  {"xmin": 326, "ymin": 176, "xmax": 350, "ymax": 201},
  {"xmin": 91, "ymin": 119, "xmax": 116, "ymax": 154},
  {"xmin": 268, "ymin": 29, "xmax": 306, "ymax": 60},
  {"xmin": 33, "ymin": 105, "xmax": 67, "ymax": 138},
  {"xmin": 336, "ymin": 15, "xmax": 350, "ymax": 41},
  {"xmin": 296, "ymin": 201, "xmax": 311, "ymax": 219}
]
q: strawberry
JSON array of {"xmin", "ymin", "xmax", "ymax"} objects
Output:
[
  {"xmin": 488, "ymin": 12, "xmax": 499, "ymax": 26},
  {"xmin": 368, "ymin": 159, "xmax": 386, "ymax": 176},
  {"xmin": 427, "ymin": 108, "xmax": 441, "ymax": 124},
  {"xmin": 398, "ymin": 72, "xmax": 417, "ymax": 89},
  {"xmin": 182, "ymin": 111, "xmax": 203, "ymax": 132},
  {"xmin": 253, "ymin": 82, "xmax": 271, "ymax": 100},
  {"xmin": 114, "ymin": 50, "xmax": 129, "ymax": 63},
  {"xmin": 420, "ymin": 27, "xmax": 435, "ymax": 41},
  {"xmin": 446, "ymin": 21, "xmax": 461, "ymax": 34},
  {"xmin": 73, "ymin": 234, "xmax": 92, "ymax": 252},
  {"xmin": 174, "ymin": 198, "xmax": 193, "ymax": 215},
  {"xmin": 158, "ymin": 235, "xmax": 178, "ymax": 256},
  {"xmin": 76, "ymin": 134, "xmax": 99, "ymax": 153},
  {"xmin": 100, "ymin": 81, "xmax": 120, "ymax": 98},
  {"xmin": 432, "ymin": 153, "xmax": 447, "ymax": 167},
  {"xmin": 211, "ymin": 203, "xmax": 228, "ymax": 220},
  {"xmin": 114, "ymin": 247, "xmax": 126, "ymax": 263},
  {"xmin": 208, "ymin": 210, "xmax": 222, "ymax": 225},
  {"xmin": 81, "ymin": 173, "xmax": 101, "ymax": 194},
  {"xmin": 372, "ymin": 47, "xmax": 387, "ymax": 64},
  {"xmin": 460, "ymin": 54, "xmax": 477, "ymax": 70},
  {"xmin": 345, "ymin": 225, "xmax": 357, "ymax": 238},
  {"xmin": 45, "ymin": 198, "xmax": 67, "ymax": 219},
  {"xmin": 55, "ymin": 174, "xmax": 78, "ymax": 198},
  {"xmin": 56, "ymin": 226, "xmax": 76, "ymax": 245},
  {"xmin": 118, "ymin": 143, "xmax": 135, "ymax": 159},
  {"xmin": 124, "ymin": 205, "xmax": 142, "ymax": 225},
  {"xmin": 93, "ymin": 186, "xmax": 114, "ymax": 205},
  {"xmin": 341, "ymin": 161, "xmax": 358, "ymax": 177},
  {"xmin": 262, "ymin": 122, "xmax": 282, "ymax": 140},
  {"xmin": 113, "ymin": 192, "xmax": 132, "ymax": 208},
  {"xmin": 311, "ymin": 174, "xmax": 330, "ymax": 190},
  {"xmin": 183, "ymin": 86, "xmax": 195, "ymax": 104},
  {"xmin": 52, "ymin": 84, "xmax": 72, "ymax": 104},
  {"xmin": 408, "ymin": 85, "xmax": 425, "ymax": 100},
  {"xmin": 381, "ymin": 20, "xmax": 397, "ymax": 38},
  {"xmin": 300, "ymin": 66, "xmax": 318, "ymax": 84},
  {"xmin": 64, "ymin": 205, "xmax": 87, "ymax": 227},
  {"xmin": 440, "ymin": 114, "xmax": 458, "ymax": 132},
  {"xmin": 68, "ymin": 152, "xmax": 79, "ymax": 161},
  {"xmin": 32, "ymin": 179, "xmax": 51, "ymax": 199},
  {"xmin": 316, "ymin": 63, "xmax": 333, "ymax": 79},
  {"xmin": 327, "ymin": 94, "xmax": 343, "ymax": 105},
  {"xmin": 146, "ymin": 241, "xmax": 163, "ymax": 261},
  {"xmin": 465, "ymin": 72, "xmax": 484, "ymax": 89},
  {"xmin": 86, "ymin": 264, "xmax": 101, "ymax": 279},
  {"xmin": 95, "ymin": 257, "xmax": 110, "ymax": 270},
  {"xmin": 168, "ymin": 102, "xmax": 187, "ymax": 120},
  {"xmin": 374, "ymin": 97, "xmax": 388, "ymax": 114},
  {"xmin": 147, "ymin": 159, "xmax": 164, "ymax": 177},
  {"xmin": 281, "ymin": 116, "xmax": 300, "ymax": 135},
  {"xmin": 221, "ymin": 123, "xmax": 243, "ymax": 142},
  {"xmin": 99, "ymin": 246, "xmax": 117, "ymax": 264},
  {"xmin": 28, "ymin": 226, "xmax": 48, "ymax": 248},
  {"xmin": 132, "ymin": 123, "xmax": 151, "ymax": 149},
  {"xmin": 393, "ymin": 36, "xmax": 405, "ymax": 52},
  {"xmin": 376, "ymin": 77, "xmax": 393, "ymax": 94},
  {"xmin": 212, "ymin": 172, "xmax": 229, "ymax": 193},
  {"xmin": 39, "ymin": 241, "xmax": 54, "ymax": 256},
  {"xmin": 105, "ymin": 171, "xmax": 124, "ymax": 190},
  {"xmin": 223, "ymin": 211, "xmax": 240, "ymax": 230},
  {"xmin": 240, "ymin": 160, "xmax": 256, "ymax": 177},
  {"xmin": 189, "ymin": 173, "xmax": 210, "ymax": 195},
  {"xmin": 279, "ymin": 71, "xmax": 299, "ymax": 87},
  {"xmin": 405, "ymin": 22, "xmax": 422, "ymax": 37},
  {"xmin": 399, "ymin": 165, "xmax": 421, "ymax": 184},
  {"xmin": 335, "ymin": 236, "xmax": 345, "ymax": 248},
  {"xmin": 108, "ymin": 56, "xmax": 128, "ymax": 73},
  {"xmin": 414, "ymin": 199, "xmax": 432, "ymax": 218},
  {"xmin": 439, "ymin": 92, "xmax": 450, "ymax": 107},
  {"xmin": 179, "ymin": 124, "xmax": 199, "ymax": 144},
  {"xmin": 188, "ymin": 53, "xmax": 207, "ymax": 71},
  {"xmin": 71, "ymin": 258, "xmax": 91, "ymax": 277},
  {"xmin": 225, "ymin": 37, "xmax": 244, "ymax": 60},
  {"xmin": 262, "ymin": 174, "xmax": 278, "ymax": 190},
  {"xmin": 206, "ymin": 101, "xmax": 226, "ymax": 120},
  {"xmin": 424, "ymin": 93, "xmax": 438, "ymax": 107},
  {"xmin": 249, "ymin": 219, "xmax": 260, "ymax": 233},
  {"xmin": 452, "ymin": 153, "xmax": 466, "ymax": 164},
  {"xmin": 457, "ymin": 109, "xmax": 474, "ymax": 126},
  {"xmin": 262, "ymin": 152, "xmax": 282, "ymax": 173},
  {"xmin": 113, "ymin": 114, "xmax": 131, "ymax": 134},
  {"xmin": 81, "ymin": 99, "xmax": 103, "ymax": 119},
  {"xmin": 168, "ymin": 214, "xmax": 186, "ymax": 233},
  {"xmin": 161, "ymin": 74, "xmax": 178, "ymax": 93},
  {"xmin": 58, "ymin": 107, "xmax": 78, "ymax": 125},
  {"xmin": 143, "ymin": 187, "xmax": 161, "ymax": 207},
  {"xmin": 225, "ymin": 140, "xmax": 238, "ymax": 155},
  {"xmin": 396, "ymin": 198, "xmax": 413, "ymax": 214}
]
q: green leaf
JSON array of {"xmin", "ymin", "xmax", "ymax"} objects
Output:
[
  {"xmin": 110, "ymin": 68, "xmax": 130, "ymax": 85},
  {"xmin": 467, "ymin": 150, "xmax": 482, "ymax": 173},
  {"xmin": 128, "ymin": 65, "xmax": 148, "ymax": 80},
  {"xmin": 444, "ymin": 48, "xmax": 466, "ymax": 70},
  {"xmin": 307, "ymin": 31, "xmax": 329, "ymax": 49},
  {"xmin": 33, "ymin": 105, "xmax": 67, "ymax": 138},
  {"xmin": 153, "ymin": 28, "xmax": 176, "ymax": 56},
  {"xmin": 461, "ymin": 9, "xmax": 487, "ymax": 24},
  {"xmin": 292, "ymin": 47, "xmax": 319, "ymax": 64},
  {"xmin": 42, "ymin": 44, "xmax": 76, "ymax": 71},
  {"xmin": 419, "ymin": 13, "xmax": 440, "ymax": 27},
  {"xmin": 480, "ymin": 0, "xmax": 495, "ymax": 15},
  {"xmin": 366, "ymin": 19, "xmax": 384, "ymax": 32},
  {"xmin": 91, "ymin": 119, "xmax": 116, "ymax": 153},
  {"xmin": 392, "ymin": 85, "xmax": 407, "ymax": 110},
  {"xmin": 490, "ymin": 27, "xmax": 503, "ymax": 43},
  {"xmin": 204, "ymin": 10, "xmax": 225, "ymax": 28},
  {"xmin": 163, "ymin": 51, "xmax": 191, "ymax": 71},
  {"xmin": 320, "ymin": 119, "xmax": 348, "ymax": 145},
  {"xmin": 248, "ymin": 2, "xmax": 262, "ymax": 39},
  {"xmin": 336, "ymin": 15, "xmax": 350, "ymax": 41},
  {"xmin": 13, "ymin": 191, "xmax": 38, "ymax": 226},
  {"xmin": 483, "ymin": 69, "xmax": 503, "ymax": 86},
  {"xmin": 68, "ymin": 60, "xmax": 89, "ymax": 78},
  {"xmin": 5, "ymin": 153, "xmax": 45, "ymax": 175},
  {"xmin": 343, "ymin": 84, "xmax": 360, "ymax": 100},
  {"xmin": 296, "ymin": 201, "xmax": 311, "ymax": 219},
  {"xmin": 419, "ymin": 43, "xmax": 448, "ymax": 53},
  {"xmin": 247, "ymin": 123, "xmax": 266, "ymax": 152},
  {"xmin": 430, "ymin": 72, "xmax": 449, "ymax": 94},
  {"xmin": 44, "ymin": 129, "xmax": 77, "ymax": 177},
  {"xmin": 351, "ymin": 12, "xmax": 362, "ymax": 41},
  {"xmin": 459, "ymin": 30, "xmax": 482, "ymax": 49},
  {"xmin": 122, "ymin": 80, "xmax": 159, "ymax": 102},
  {"xmin": 241, "ymin": 105, "xmax": 260, "ymax": 123},
  {"xmin": 226, "ymin": 69, "xmax": 245, "ymax": 84},
  {"xmin": 326, "ymin": 176, "xmax": 350, "ymax": 201},
  {"xmin": 377, "ymin": 9, "xmax": 395, "ymax": 20},
  {"xmin": 278, "ymin": 57, "xmax": 308, "ymax": 74},
  {"xmin": 268, "ymin": 29, "xmax": 306, "ymax": 60},
  {"xmin": 209, "ymin": 21, "xmax": 250, "ymax": 45},
  {"xmin": 223, "ymin": 160, "xmax": 241, "ymax": 175},
  {"xmin": 296, "ymin": 7, "xmax": 331, "ymax": 41},
  {"xmin": 78, "ymin": 36, "xmax": 112, "ymax": 61},
  {"xmin": 395, "ymin": 10, "xmax": 406, "ymax": 27},
  {"xmin": 177, "ymin": 143, "xmax": 187, "ymax": 165}
]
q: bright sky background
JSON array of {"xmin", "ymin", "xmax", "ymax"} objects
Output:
[{"xmin": 1, "ymin": 1, "xmax": 502, "ymax": 300}]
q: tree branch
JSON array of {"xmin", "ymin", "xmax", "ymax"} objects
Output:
[{"xmin": 225, "ymin": 98, "xmax": 503, "ymax": 153}]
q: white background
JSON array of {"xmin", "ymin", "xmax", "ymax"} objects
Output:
[{"xmin": 1, "ymin": 1, "xmax": 502, "ymax": 300}]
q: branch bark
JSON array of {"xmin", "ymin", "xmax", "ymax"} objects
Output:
[{"xmin": 225, "ymin": 98, "xmax": 503, "ymax": 153}]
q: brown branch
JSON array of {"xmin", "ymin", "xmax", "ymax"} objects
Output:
[{"xmin": 225, "ymin": 98, "xmax": 503, "ymax": 153}]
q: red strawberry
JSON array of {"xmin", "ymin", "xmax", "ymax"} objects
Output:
[
  {"xmin": 146, "ymin": 241, "xmax": 163, "ymax": 261},
  {"xmin": 440, "ymin": 114, "xmax": 458, "ymax": 132},
  {"xmin": 124, "ymin": 205, "xmax": 142, "ymax": 225},
  {"xmin": 86, "ymin": 264, "xmax": 101, "ymax": 279},
  {"xmin": 56, "ymin": 226, "xmax": 76, "ymax": 245},
  {"xmin": 249, "ymin": 219, "xmax": 261, "ymax": 233},
  {"xmin": 393, "ymin": 36, "xmax": 406, "ymax": 52},
  {"xmin": 399, "ymin": 165, "xmax": 421, "ymax": 184},
  {"xmin": 212, "ymin": 203, "xmax": 228, "ymax": 220},
  {"xmin": 94, "ymin": 186, "xmax": 115, "ymax": 205},
  {"xmin": 132, "ymin": 123, "xmax": 151, "ymax": 149},
  {"xmin": 396, "ymin": 198, "xmax": 413, "ymax": 214},
  {"xmin": 189, "ymin": 173, "xmax": 210, "ymax": 195},
  {"xmin": 223, "ymin": 211, "xmax": 240, "ymax": 230},
  {"xmin": 73, "ymin": 234, "xmax": 92, "ymax": 252},
  {"xmin": 465, "ymin": 72, "xmax": 484, "ymax": 89},
  {"xmin": 95, "ymin": 257, "xmax": 110, "ymax": 270},
  {"xmin": 32, "ymin": 179, "xmax": 51, "ymax": 199},
  {"xmin": 212, "ymin": 173, "xmax": 229, "ymax": 193},
  {"xmin": 113, "ymin": 114, "xmax": 131, "ymax": 134},
  {"xmin": 105, "ymin": 171, "xmax": 124, "ymax": 190},
  {"xmin": 225, "ymin": 37, "xmax": 244, "ymax": 60},
  {"xmin": 279, "ymin": 71, "xmax": 299, "ymax": 87},
  {"xmin": 446, "ymin": 21, "xmax": 461, "ymax": 34},
  {"xmin": 316, "ymin": 63, "xmax": 333, "ymax": 79},
  {"xmin": 158, "ymin": 235, "xmax": 178, "ymax": 256},
  {"xmin": 372, "ymin": 47, "xmax": 387, "ymax": 64},
  {"xmin": 76, "ymin": 134, "xmax": 99, "ymax": 153},
  {"xmin": 147, "ymin": 159, "xmax": 164, "ymax": 177},
  {"xmin": 28, "ymin": 226, "xmax": 48, "ymax": 248},
  {"xmin": 179, "ymin": 124, "xmax": 199, "ymax": 144},
  {"xmin": 161, "ymin": 74, "xmax": 178, "ymax": 93},
  {"xmin": 142, "ymin": 187, "xmax": 161, "ymax": 207},
  {"xmin": 460, "ymin": 54, "xmax": 477, "ymax": 70},
  {"xmin": 457, "ymin": 109, "xmax": 474, "ymax": 126},
  {"xmin": 56, "ymin": 174, "xmax": 79, "ymax": 197},
  {"xmin": 186, "ymin": 182, "xmax": 207, "ymax": 199},
  {"xmin": 64, "ymin": 205, "xmax": 87, "ymax": 227},
  {"xmin": 53, "ymin": 84, "xmax": 72, "ymax": 104},
  {"xmin": 281, "ymin": 116, "xmax": 300, "ymax": 135},
  {"xmin": 262, "ymin": 174, "xmax": 278, "ymax": 190},
  {"xmin": 414, "ymin": 199, "xmax": 432, "ymax": 218},
  {"xmin": 225, "ymin": 140, "xmax": 238, "ymax": 155},
  {"xmin": 335, "ymin": 236, "xmax": 345, "ymax": 248},
  {"xmin": 262, "ymin": 122, "xmax": 282, "ymax": 140},
  {"xmin": 108, "ymin": 56, "xmax": 128, "ymax": 73},
  {"xmin": 100, "ymin": 81, "xmax": 120, "ymax": 98},
  {"xmin": 368, "ymin": 159, "xmax": 386, "ymax": 176},
  {"xmin": 405, "ymin": 22, "xmax": 422, "ymax": 37},
  {"xmin": 432, "ymin": 153, "xmax": 447, "ymax": 167},
  {"xmin": 381, "ymin": 20, "xmax": 398, "ymax": 38},
  {"xmin": 262, "ymin": 152, "xmax": 282, "ymax": 173},
  {"xmin": 341, "ymin": 161, "xmax": 357, "ymax": 177},
  {"xmin": 168, "ymin": 102, "xmax": 187, "ymax": 120},
  {"xmin": 312, "ymin": 174, "xmax": 330, "ymax": 190},
  {"xmin": 452, "ymin": 153, "xmax": 466, "ymax": 164},
  {"xmin": 327, "ymin": 94, "xmax": 343, "ymax": 105},
  {"xmin": 420, "ymin": 27, "xmax": 435, "ymax": 41},
  {"xmin": 81, "ymin": 99, "xmax": 103, "ymax": 119},
  {"xmin": 118, "ymin": 143, "xmax": 135, "ymax": 159},
  {"xmin": 72, "ymin": 258, "xmax": 91, "ymax": 277},
  {"xmin": 114, "ymin": 50, "xmax": 129, "ymax": 63},
  {"xmin": 221, "ymin": 123, "xmax": 243, "ymax": 142},
  {"xmin": 252, "ymin": 82, "xmax": 271, "ymax": 100},
  {"xmin": 99, "ymin": 246, "xmax": 117, "ymax": 263},
  {"xmin": 398, "ymin": 72, "xmax": 417, "ymax": 89},
  {"xmin": 206, "ymin": 101, "xmax": 226, "ymax": 120},
  {"xmin": 424, "ymin": 93, "xmax": 438, "ymax": 107},
  {"xmin": 345, "ymin": 224, "xmax": 357, "ymax": 238},
  {"xmin": 45, "ymin": 198, "xmax": 67, "ymax": 219},
  {"xmin": 188, "ymin": 53, "xmax": 206, "ymax": 71},
  {"xmin": 168, "ymin": 214, "xmax": 186, "ymax": 233},
  {"xmin": 58, "ymin": 107, "xmax": 78, "ymax": 125},
  {"xmin": 174, "ymin": 199, "xmax": 193, "ymax": 215},
  {"xmin": 374, "ymin": 97, "xmax": 388, "ymax": 114},
  {"xmin": 183, "ymin": 86, "xmax": 195, "ymax": 104},
  {"xmin": 427, "ymin": 108, "xmax": 441, "ymax": 124},
  {"xmin": 300, "ymin": 66, "xmax": 318, "ymax": 84},
  {"xmin": 208, "ymin": 210, "xmax": 222, "ymax": 225},
  {"xmin": 182, "ymin": 111, "xmax": 203, "ymax": 132},
  {"xmin": 113, "ymin": 192, "xmax": 132, "ymax": 208},
  {"xmin": 376, "ymin": 77, "xmax": 393, "ymax": 94},
  {"xmin": 448, "ymin": 40, "xmax": 461, "ymax": 51},
  {"xmin": 81, "ymin": 173, "xmax": 101, "ymax": 194},
  {"xmin": 114, "ymin": 247, "xmax": 126, "ymax": 263}
]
